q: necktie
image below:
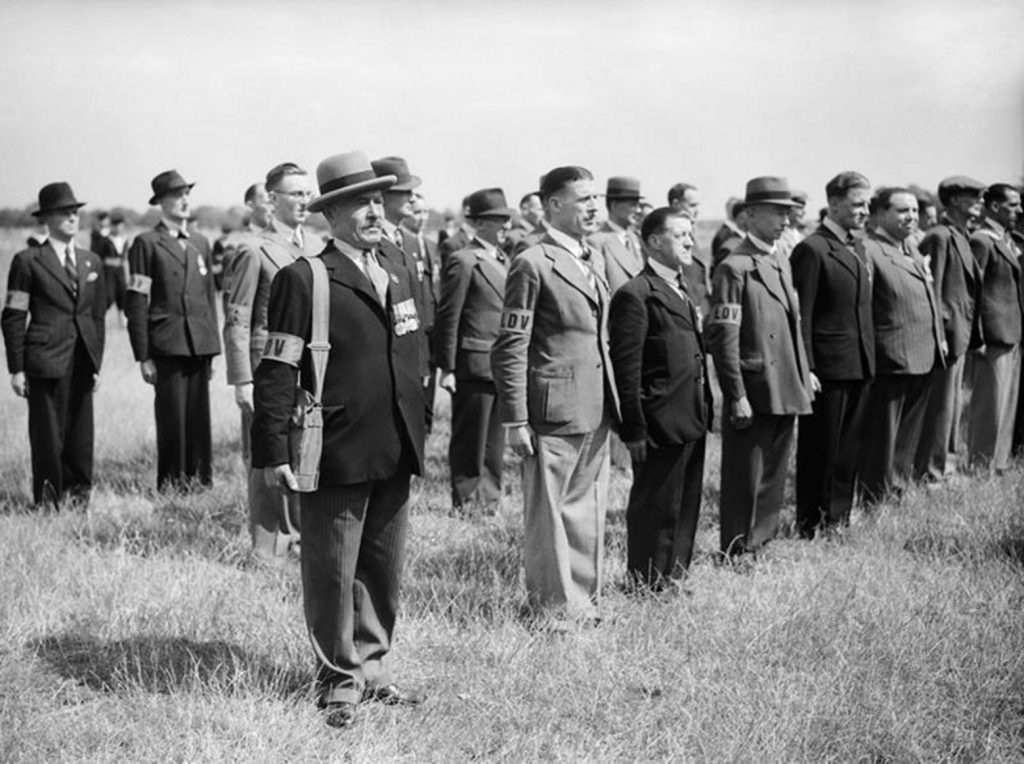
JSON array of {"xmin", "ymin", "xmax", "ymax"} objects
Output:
[
  {"xmin": 65, "ymin": 245, "xmax": 78, "ymax": 292},
  {"xmin": 579, "ymin": 244, "xmax": 597, "ymax": 292},
  {"xmin": 292, "ymin": 227, "xmax": 304, "ymax": 250},
  {"xmin": 178, "ymin": 231, "xmax": 190, "ymax": 253},
  {"xmin": 363, "ymin": 250, "xmax": 390, "ymax": 304}
]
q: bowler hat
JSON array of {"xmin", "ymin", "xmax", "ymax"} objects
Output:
[
  {"xmin": 938, "ymin": 175, "xmax": 985, "ymax": 196},
  {"xmin": 606, "ymin": 176, "xmax": 644, "ymax": 202},
  {"xmin": 149, "ymin": 170, "xmax": 195, "ymax": 205},
  {"xmin": 744, "ymin": 176, "xmax": 800, "ymax": 207},
  {"xmin": 32, "ymin": 182, "xmax": 86, "ymax": 217},
  {"xmin": 308, "ymin": 151, "xmax": 397, "ymax": 213},
  {"xmin": 466, "ymin": 188, "xmax": 514, "ymax": 219},
  {"xmin": 371, "ymin": 156, "xmax": 421, "ymax": 192}
]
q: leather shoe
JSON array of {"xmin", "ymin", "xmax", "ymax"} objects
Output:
[
  {"xmin": 363, "ymin": 684, "xmax": 425, "ymax": 706},
  {"xmin": 321, "ymin": 700, "xmax": 358, "ymax": 729}
]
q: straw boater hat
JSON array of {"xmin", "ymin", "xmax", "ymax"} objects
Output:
[
  {"xmin": 743, "ymin": 176, "xmax": 801, "ymax": 207},
  {"xmin": 149, "ymin": 170, "xmax": 195, "ymax": 205},
  {"xmin": 32, "ymin": 182, "xmax": 86, "ymax": 217},
  {"xmin": 308, "ymin": 151, "xmax": 397, "ymax": 213}
]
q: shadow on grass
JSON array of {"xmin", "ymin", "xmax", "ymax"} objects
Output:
[{"xmin": 29, "ymin": 633, "xmax": 310, "ymax": 699}]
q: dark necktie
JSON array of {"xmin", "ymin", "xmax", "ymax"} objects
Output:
[
  {"xmin": 178, "ymin": 231, "xmax": 190, "ymax": 253},
  {"xmin": 64, "ymin": 245, "xmax": 78, "ymax": 293}
]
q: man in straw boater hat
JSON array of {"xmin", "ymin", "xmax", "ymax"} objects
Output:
[
  {"xmin": 252, "ymin": 151, "xmax": 426, "ymax": 729},
  {"xmin": 434, "ymin": 186, "xmax": 515, "ymax": 512},
  {"xmin": 126, "ymin": 170, "xmax": 221, "ymax": 491},
  {"xmin": 705, "ymin": 176, "xmax": 812, "ymax": 559},
  {"xmin": 2, "ymin": 182, "xmax": 106, "ymax": 508}
]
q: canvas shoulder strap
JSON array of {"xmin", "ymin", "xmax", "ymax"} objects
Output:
[{"xmin": 306, "ymin": 257, "xmax": 330, "ymax": 402}]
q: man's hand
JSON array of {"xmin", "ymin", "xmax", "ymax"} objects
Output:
[
  {"xmin": 940, "ymin": 340, "xmax": 949, "ymax": 358},
  {"xmin": 235, "ymin": 383, "xmax": 254, "ymax": 415},
  {"xmin": 508, "ymin": 424, "xmax": 536, "ymax": 458},
  {"xmin": 810, "ymin": 372, "xmax": 822, "ymax": 394},
  {"xmin": 140, "ymin": 360, "xmax": 157, "ymax": 385},
  {"xmin": 11, "ymin": 372, "xmax": 27, "ymax": 398},
  {"xmin": 440, "ymin": 372, "xmax": 457, "ymax": 395},
  {"xmin": 729, "ymin": 396, "xmax": 754, "ymax": 430},
  {"xmin": 264, "ymin": 464, "xmax": 299, "ymax": 492},
  {"xmin": 92, "ymin": 373, "xmax": 101, "ymax": 393},
  {"xmin": 624, "ymin": 439, "xmax": 648, "ymax": 464},
  {"xmin": 208, "ymin": 361, "xmax": 215, "ymax": 381}
]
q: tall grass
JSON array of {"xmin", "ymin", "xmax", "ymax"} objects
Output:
[{"xmin": 0, "ymin": 229, "xmax": 1022, "ymax": 762}]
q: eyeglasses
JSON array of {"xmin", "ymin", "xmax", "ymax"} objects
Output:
[{"xmin": 272, "ymin": 190, "xmax": 314, "ymax": 201}]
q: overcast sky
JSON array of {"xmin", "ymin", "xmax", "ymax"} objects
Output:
[{"xmin": 1, "ymin": 0, "xmax": 1022, "ymax": 216}]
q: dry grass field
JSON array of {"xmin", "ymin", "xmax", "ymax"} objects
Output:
[{"xmin": 1, "ymin": 227, "xmax": 1023, "ymax": 762}]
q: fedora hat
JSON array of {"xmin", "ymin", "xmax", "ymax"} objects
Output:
[
  {"xmin": 308, "ymin": 151, "xmax": 397, "ymax": 213},
  {"xmin": 149, "ymin": 170, "xmax": 195, "ymax": 205},
  {"xmin": 606, "ymin": 176, "xmax": 644, "ymax": 202},
  {"xmin": 32, "ymin": 182, "xmax": 86, "ymax": 217},
  {"xmin": 371, "ymin": 156, "xmax": 421, "ymax": 192},
  {"xmin": 744, "ymin": 176, "xmax": 800, "ymax": 207},
  {"xmin": 466, "ymin": 188, "xmax": 514, "ymax": 219}
]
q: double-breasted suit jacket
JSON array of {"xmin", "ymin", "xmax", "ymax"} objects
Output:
[
  {"xmin": 789, "ymin": 221, "xmax": 874, "ymax": 534},
  {"xmin": 222, "ymin": 220, "xmax": 319, "ymax": 387},
  {"xmin": 3, "ymin": 242, "xmax": 105, "ymax": 379},
  {"xmin": 706, "ymin": 236, "xmax": 812, "ymax": 553},
  {"xmin": 378, "ymin": 234, "xmax": 430, "ymax": 380},
  {"xmin": 251, "ymin": 242, "xmax": 425, "ymax": 483},
  {"xmin": 920, "ymin": 218, "xmax": 981, "ymax": 358},
  {"xmin": 588, "ymin": 220, "xmax": 644, "ymax": 295},
  {"xmin": 2, "ymin": 241, "xmax": 106, "ymax": 504},
  {"xmin": 434, "ymin": 240, "xmax": 509, "ymax": 507},
  {"xmin": 970, "ymin": 221, "xmax": 1023, "ymax": 350},
  {"xmin": 609, "ymin": 265, "xmax": 712, "ymax": 583},
  {"xmin": 491, "ymin": 234, "xmax": 620, "ymax": 435},
  {"xmin": 126, "ymin": 222, "xmax": 221, "ymax": 361}
]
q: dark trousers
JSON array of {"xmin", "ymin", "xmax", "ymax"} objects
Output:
[
  {"xmin": 720, "ymin": 413, "xmax": 795, "ymax": 555},
  {"xmin": 103, "ymin": 265, "xmax": 126, "ymax": 312},
  {"xmin": 796, "ymin": 379, "xmax": 869, "ymax": 537},
  {"xmin": 301, "ymin": 467, "xmax": 411, "ymax": 705},
  {"xmin": 153, "ymin": 356, "xmax": 212, "ymax": 491},
  {"xmin": 859, "ymin": 374, "xmax": 932, "ymax": 505},
  {"xmin": 448, "ymin": 378, "xmax": 504, "ymax": 508},
  {"xmin": 27, "ymin": 342, "xmax": 95, "ymax": 505},
  {"xmin": 423, "ymin": 365, "xmax": 438, "ymax": 432},
  {"xmin": 626, "ymin": 438, "xmax": 706, "ymax": 588}
]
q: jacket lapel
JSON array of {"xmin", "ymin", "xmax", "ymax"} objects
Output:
[
  {"xmin": 323, "ymin": 244, "xmax": 385, "ymax": 316},
  {"xmin": 260, "ymin": 226, "xmax": 300, "ymax": 271},
  {"xmin": 155, "ymin": 225, "xmax": 187, "ymax": 266},
  {"xmin": 40, "ymin": 242, "xmax": 76, "ymax": 297},
  {"xmin": 820, "ymin": 226, "xmax": 861, "ymax": 278},
  {"xmin": 474, "ymin": 247, "xmax": 506, "ymax": 299},
  {"xmin": 544, "ymin": 237, "xmax": 598, "ymax": 306},
  {"xmin": 644, "ymin": 267, "xmax": 692, "ymax": 322}
]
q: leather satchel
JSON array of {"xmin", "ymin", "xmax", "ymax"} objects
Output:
[{"xmin": 289, "ymin": 257, "xmax": 330, "ymax": 492}]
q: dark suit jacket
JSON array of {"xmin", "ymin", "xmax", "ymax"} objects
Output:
[
  {"xmin": 790, "ymin": 224, "xmax": 875, "ymax": 381},
  {"xmin": 379, "ymin": 234, "xmax": 430, "ymax": 377},
  {"xmin": 2, "ymin": 242, "xmax": 106, "ymax": 378},
  {"xmin": 862, "ymin": 231, "xmax": 944, "ymax": 375},
  {"xmin": 970, "ymin": 221, "xmax": 1023, "ymax": 348},
  {"xmin": 918, "ymin": 218, "xmax": 980, "ymax": 358},
  {"xmin": 609, "ymin": 266, "xmax": 711, "ymax": 445},
  {"xmin": 434, "ymin": 241, "xmax": 507, "ymax": 382},
  {"xmin": 399, "ymin": 226, "xmax": 440, "ymax": 331},
  {"xmin": 125, "ymin": 223, "xmax": 221, "ymax": 360},
  {"xmin": 439, "ymin": 226, "xmax": 472, "ymax": 265},
  {"xmin": 251, "ymin": 243, "xmax": 426, "ymax": 485}
]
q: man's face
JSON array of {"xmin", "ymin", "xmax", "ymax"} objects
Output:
[
  {"xmin": 247, "ymin": 184, "xmax": 274, "ymax": 228},
  {"xmin": 746, "ymin": 204, "xmax": 789, "ymax": 243},
  {"xmin": 159, "ymin": 187, "xmax": 191, "ymax": 223},
  {"xmin": 609, "ymin": 198, "xmax": 642, "ymax": 230},
  {"xmin": 672, "ymin": 189, "xmax": 701, "ymax": 220},
  {"xmin": 919, "ymin": 204, "xmax": 938, "ymax": 230},
  {"xmin": 405, "ymin": 197, "xmax": 428, "ymax": 233},
  {"xmin": 787, "ymin": 204, "xmax": 806, "ymax": 227},
  {"xmin": 829, "ymin": 187, "xmax": 870, "ymax": 231},
  {"xmin": 547, "ymin": 179, "xmax": 599, "ymax": 238},
  {"xmin": 324, "ymin": 191, "xmax": 385, "ymax": 249},
  {"xmin": 43, "ymin": 207, "xmax": 80, "ymax": 242},
  {"xmin": 650, "ymin": 215, "xmax": 694, "ymax": 268},
  {"xmin": 474, "ymin": 216, "xmax": 511, "ymax": 247},
  {"xmin": 989, "ymin": 189, "xmax": 1022, "ymax": 230},
  {"xmin": 948, "ymin": 190, "xmax": 984, "ymax": 222},
  {"xmin": 271, "ymin": 173, "xmax": 313, "ymax": 228},
  {"xmin": 521, "ymin": 194, "xmax": 543, "ymax": 225},
  {"xmin": 878, "ymin": 192, "xmax": 919, "ymax": 242},
  {"xmin": 383, "ymin": 189, "xmax": 414, "ymax": 224}
]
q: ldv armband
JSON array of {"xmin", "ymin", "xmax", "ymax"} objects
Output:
[
  {"xmin": 127, "ymin": 273, "xmax": 153, "ymax": 295},
  {"xmin": 5, "ymin": 290, "xmax": 29, "ymax": 311},
  {"xmin": 263, "ymin": 332, "xmax": 305, "ymax": 366},
  {"xmin": 500, "ymin": 309, "xmax": 533, "ymax": 334},
  {"xmin": 709, "ymin": 303, "xmax": 742, "ymax": 325}
]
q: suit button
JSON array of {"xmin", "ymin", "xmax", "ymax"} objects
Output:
[
  {"xmin": 596, "ymin": 362, "xmax": 602, "ymax": 369},
  {"xmin": 591, "ymin": 308, "xmax": 598, "ymax": 317}
]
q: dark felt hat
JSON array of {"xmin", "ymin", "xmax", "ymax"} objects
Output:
[
  {"xmin": 308, "ymin": 151, "xmax": 396, "ymax": 213},
  {"xmin": 371, "ymin": 156, "xmax": 421, "ymax": 192},
  {"xmin": 744, "ymin": 176, "xmax": 801, "ymax": 207},
  {"xmin": 605, "ymin": 176, "xmax": 644, "ymax": 202},
  {"xmin": 149, "ymin": 170, "xmax": 195, "ymax": 205},
  {"xmin": 466, "ymin": 188, "xmax": 514, "ymax": 219},
  {"xmin": 32, "ymin": 182, "xmax": 86, "ymax": 217}
]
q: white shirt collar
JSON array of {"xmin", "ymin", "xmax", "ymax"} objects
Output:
[
  {"xmin": 474, "ymin": 236, "xmax": 499, "ymax": 258},
  {"xmin": 984, "ymin": 217, "xmax": 1006, "ymax": 237},
  {"xmin": 333, "ymin": 236, "xmax": 370, "ymax": 265},
  {"xmin": 822, "ymin": 216, "xmax": 852, "ymax": 243},
  {"xmin": 162, "ymin": 217, "xmax": 188, "ymax": 237},
  {"xmin": 647, "ymin": 256, "xmax": 677, "ymax": 284},
  {"xmin": 546, "ymin": 224, "xmax": 584, "ymax": 258},
  {"xmin": 747, "ymin": 232, "xmax": 775, "ymax": 254}
]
